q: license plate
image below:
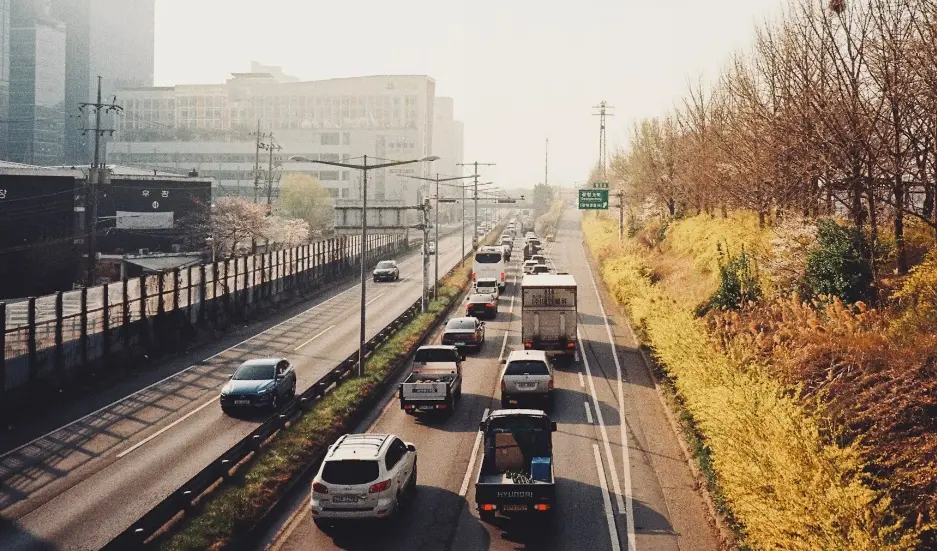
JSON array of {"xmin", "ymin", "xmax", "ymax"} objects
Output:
[
  {"xmin": 503, "ymin": 504, "xmax": 528, "ymax": 512},
  {"xmin": 234, "ymin": 400, "xmax": 250, "ymax": 405},
  {"xmin": 332, "ymin": 495, "xmax": 359, "ymax": 503},
  {"xmin": 417, "ymin": 404, "xmax": 435, "ymax": 410},
  {"xmin": 517, "ymin": 383, "xmax": 538, "ymax": 390},
  {"xmin": 455, "ymin": 342, "xmax": 466, "ymax": 346}
]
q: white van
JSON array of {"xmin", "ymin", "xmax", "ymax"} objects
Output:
[{"xmin": 473, "ymin": 246, "xmax": 506, "ymax": 290}]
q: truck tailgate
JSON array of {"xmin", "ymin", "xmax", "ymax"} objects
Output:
[
  {"xmin": 475, "ymin": 481, "xmax": 555, "ymax": 512},
  {"xmin": 401, "ymin": 381, "xmax": 449, "ymax": 401}
]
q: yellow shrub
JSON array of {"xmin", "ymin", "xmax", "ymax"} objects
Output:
[
  {"xmin": 890, "ymin": 250, "xmax": 937, "ymax": 337},
  {"xmin": 583, "ymin": 217, "xmax": 918, "ymax": 551}
]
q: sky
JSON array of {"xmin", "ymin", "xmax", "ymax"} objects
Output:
[{"xmin": 154, "ymin": 0, "xmax": 782, "ymax": 191}]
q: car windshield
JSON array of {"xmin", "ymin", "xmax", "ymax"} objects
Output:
[
  {"xmin": 506, "ymin": 360, "xmax": 550, "ymax": 376},
  {"xmin": 414, "ymin": 348, "xmax": 460, "ymax": 363},
  {"xmin": 446, "ymin": 318, "xmax": 477, "ymax": 331},
  {"xmin": 376, "ymin": 261, "xmax": 395, "ymax": 269},
  {"xmin": 321, "ymin": 460, "xmax": 380, "ymax": 485},
  {"xmin": 233, "ymin": 363, "xmax": 275, "ymax": 380},
  {"xmin": 533, "ymin": 265, "xmax": 550, "ymax": 273},
  {"xmin": 474, "ymin": 252, "xmax": 502, "ymax": 263}
]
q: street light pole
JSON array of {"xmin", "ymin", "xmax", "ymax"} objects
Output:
[
  {"xmin": 434, "ymin": 174, "xmax": 439, "ymax": 298},
  {"xmin": 288, "ymin": 154, "xmax": 438, "ymax": 376}
]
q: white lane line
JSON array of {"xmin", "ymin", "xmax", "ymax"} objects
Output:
[
  {"xmin": 115, "ymin": 396, "xmax": 219, "ymax": 458},
  {"xmin": 266, "ymin": 501, "xmax": 311, "ymax": 551},
  {"xmin": 594, "ymin": 444, "xmax": 624, "ymax": 551},
  {"xmin": 365, "ymin": 292, "xmax": 386, "ymax": 306},
  {"xmin": 578, "ymin": 371, "xmax": 586, "ymax": 388},
  {"xmin": 579, "ymin": 328, "xmax": 626, "ymax": 513},
  {"xmin": 584, "ymin": 401, "xmax": 594, "ymax": 424},
  {"xmin": 497, "ymin": 276, "xmax": 518, "ymax": 363},
  {"xmin": 293, "ymin": 324, "xmax": 336, "ymax": 352},
  {"xmin": 459, "ymin": 407, "xmax": 490, "ymax": 497},
  {"xmin": 581, "ymin": 242, "xmax": 637, "ymax": 550}
]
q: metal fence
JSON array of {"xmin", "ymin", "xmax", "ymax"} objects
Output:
[{"xmin": 1, "ymin": 234, "xmax": 407, "ymax": 398}]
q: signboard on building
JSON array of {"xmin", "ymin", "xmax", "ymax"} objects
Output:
[{"xmin": 578, "ymin": 189, "xmax": 609, "ymax": 210}]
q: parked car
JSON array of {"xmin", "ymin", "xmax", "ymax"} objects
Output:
[
  {"xmin": 373, "ymin": 260, "xmax": 400, "ymax": 282},
  {"xmin": 311, "ymin": 434, "xmax": 417, "ymax": 528},
  {"xmin": 500, "ymin": 350, "xmax": 554, "ymax": 411},
  {"xmin": 523, "ymin": 260, "xmax": 539, "ymax": 274},
  {"xmin": 220, "ymin": 358, "xmax": 297, "ymax": 413},
  {"xmin": 466, "ymin": 293, "xmax": 498, "ymax": 319},
  {"xmin": 531, "ymin": 264, "xmax": 551, "ymax": 275},
  {"xmin": 441, "ymin": 317, "xmax": 486, "ymax": 352}
]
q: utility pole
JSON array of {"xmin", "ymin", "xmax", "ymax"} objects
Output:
[
  {"xmin": 616, "ymin": 190, "xmax": 624, "ymax": 243},
  {"xmin": 545, "ymin": 138, "xmax": 548, "ymax": 187},
  {"xmin": 264, "ymin": 138, "xmax": 282, "ymax": 206},
  {"xmin": 593, "ymin": 101, "xmax": 614, "ymax": 180},
  {"xmin": 79, "ymin": 76, "xmax": 121, "ymax": 287},
  {"xmin": 458, "ymin": 161, "xmax": 495, "ymax": 250},
  {"xmin": 421, "ymin": 195, "xmax": 430, "ymax": 312},
  {"xmin": 250, "ymin": 120, "xmax": 273, "ymax": 203}
]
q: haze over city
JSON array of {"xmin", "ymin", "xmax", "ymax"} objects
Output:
[{"xmin": 154, "ymin": 0, "xmax": 780, "ymax": 188}]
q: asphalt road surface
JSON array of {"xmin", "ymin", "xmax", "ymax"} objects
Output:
[
  {"xmin": 0, "ymin": 228, "xmax": 475, "ymax": 551},
  {"xmin": 260, "ymin": 209, "xmax": 720, "ymax": 551}
]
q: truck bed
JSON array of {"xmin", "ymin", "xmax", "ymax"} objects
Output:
[{"xmin": 478, "ymin": 472, "xmax": 553, "ymax": 485}]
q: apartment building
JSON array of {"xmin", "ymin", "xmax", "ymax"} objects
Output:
[{"xmin": 107, "ymin": 69, "xmax": 439, "ymax": 204}]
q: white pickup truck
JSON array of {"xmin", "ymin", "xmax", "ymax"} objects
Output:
[{"xmin": 399, "ymin": 345, "xmax": 464, "ymax": 415}]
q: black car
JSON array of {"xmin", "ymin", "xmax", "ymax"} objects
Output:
[
  {"xmin": 373, "ymin": 260, "xmax": 400, "ymax": 282},
  {"xmin": 466, "ymin": 293, "xmax": 498, "ymax": 319},
  {"xmin": 441, "ymin": 317, "xmax": 486, "ymax": 352},
  {"xmin": 220, "ymin": 358, "xmax": 297, "ymax": 414}
]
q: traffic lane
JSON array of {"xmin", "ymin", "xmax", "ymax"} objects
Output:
[
  {"xmin": 565, "ymin": 216, "xmax": 718, "ymax": 550},
  {"xmin": 0, "ymin": 236, "xmax": 468, "ymax": 549},
  {"xmin": 0, "ymin": 233, "xmax": 463, "ymax": 519},
  {"xmin": 560, "ymin": 209, "xmax": 718, "ymax": 550},
  {"xmin": 271, "ymin": 272, "xmax": 520, "ymax": 551},
  {"xmin": 451, "ymin": 342, "xmax": 619, "ymax": 550}
]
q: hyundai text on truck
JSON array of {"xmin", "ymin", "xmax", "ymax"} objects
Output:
[
  {"xmin": 475, "ymin": 409, "xmax": 556, "ymax": 521},
  {"xmin": 521, "ymin": 273, "xmax": 577, "ymax": 359},
  {"xmin": 399, "ymin": 345, "xmax": 463, "ymax": 414}
]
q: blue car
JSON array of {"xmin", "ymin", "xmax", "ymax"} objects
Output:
[{"xmin": 220, "ymin": 358, "xmax": 297, "ymax": 414}]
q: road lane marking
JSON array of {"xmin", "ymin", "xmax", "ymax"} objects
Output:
[
  {"xmin": 459, "ymin": 407, "xmax": 490, "ymax": 497},
  {"xmin": 584, "ymin": 401, "xmax": 594, "ymax": 424},
  {"xmin": 365, "ymin": 292, "xmax": 386, "ymax": 306},
  {"xmin": 293, "ymin": 325, "xmax": 336, "ymax": 352},
  {"xmin": 497, "ymin": 276, "xmax": 518, "ymax": 363},
  {"xmin": 579, "ymin": 328, "xmax": 626, "ymax": 513},
  {"xmin": 578, "ymin": 371, "xmax": 586, "ymax": 388},
  {"xmin": 115, "ymin": 396, "xmax": 219, "ymax": 458},
  {"xmin": 581, "ymin": 242, "xmax": 637, "ymax": 550},
  {"xmin": 594, "ymin": 444, "xmax": 624, "ymax": 551},
  {"xmin": 1, "ymin": 235, "xmax": 463, "ymax": 463}
]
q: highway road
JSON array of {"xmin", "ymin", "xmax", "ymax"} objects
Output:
[
  {"xmin": 261, "ymin": 209, "xmax": 720, "ymax": 551},
  {"xmin": 0, "ymin": 228, "xmax": 475, "ymax": 551}
]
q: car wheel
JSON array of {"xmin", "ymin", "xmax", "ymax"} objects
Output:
[
  {"xmin": 313, "ymin": 518, "xmax": 332, "ymax": 532},
  {"xmin": 480, "ymin": 509, "xmax": 496, "ymax": 523},
  {"xmin": 407, "ymin": 461, "xmax": 418, "ymax": 496},
  {"xmin": 289, "ymin": 381, "xmax": 297, "ymax": 398},
  {"xmin": 501, "ymin": 397, "xmax": 509, "ymax": 408},
  {"xmin": 394, "ymin": 490, "xmax": 404, "ymax": 516}
]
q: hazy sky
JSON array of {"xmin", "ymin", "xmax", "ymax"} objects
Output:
[{"xmin": 154, "ymin": 0, "xmax": 781, "ymax": 190}]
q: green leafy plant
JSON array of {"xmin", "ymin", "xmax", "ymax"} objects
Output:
[
  {"xmin": 702, "ymin": 245, "xmax": 761, "ymax": 314},
  {"xmin": 804, "ymin": 220, "xmax": 873, "ymax": 304}
]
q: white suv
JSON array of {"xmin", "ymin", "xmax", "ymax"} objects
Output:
[{"xmin": 311, "ymin": 433, "xmax": 417, "ymax": 527}]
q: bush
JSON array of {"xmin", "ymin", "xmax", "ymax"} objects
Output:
[
  {"xmin": 805, "ymin": 219, "xmax": 873, "ymax": 303},
  {"xmin": 703, "ymin": 246, "xmax": 761, "ymax": 313}
]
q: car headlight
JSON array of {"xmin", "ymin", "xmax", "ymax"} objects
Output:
[{"xmin": 258, "ymin": 385, "xmax": 274, "ymax": 394}]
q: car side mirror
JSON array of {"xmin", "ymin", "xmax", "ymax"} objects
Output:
[
  {"xmin": 406, "ymin": 444, "xmax": 416, "ymax": 452},
  {"xmin": 459, "ymin": 352, "xmax": 466, "ymax": 361},
  {"xmin": 551, "ymin": 422, "xmax": 558, "ymax": 432}
]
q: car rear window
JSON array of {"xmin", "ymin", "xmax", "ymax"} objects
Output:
[
  {"xmin": 446, "ymin": 318, "xmax": 476, "ymax": 330},
  {"xmin": 414, "ymin": 348, "xmax": 459, "ymax": 363},
  {"xmin": 474, "ymin": 252, "xmax": 502, "ymax": 263},
  {"xmin": 321, "ymin": 460, "xmax": 380, "ymax": 485},
  {"xmin": 376, "ymin": 261, "xmax": 395, "ymax": 269},
  {"xmin": 505, "ymin": 360, "xmax": 549, "ymax": 376},
  {"xmin": 469, "ymin": 294, "xmax": 494, "ymax": 303}
]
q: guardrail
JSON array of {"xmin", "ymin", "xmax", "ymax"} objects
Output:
[{"xmin": 100, "ymin": 223, "xmax": 500, "ymax": 551}]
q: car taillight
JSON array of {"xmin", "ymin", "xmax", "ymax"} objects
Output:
[
  {"xmin": 312, "ymin": 482, "xmax": 329, "ymax": 494},
  {"xmin": 369, "ymin": 480, "xmax": 391, "ymax": 494},
  {"xmin": 500, "ymin": 379, "xmax": 506, "ymax": 392},
  {"xmin": 500, "ymin": 272, "xmax": 505, "ymax": 281},
  {"xmin": 472, "ymin": 272, "xmax": 477, "ymax": 280},
  {"xmin": 567, "ymin": 341, "xmax": 576, "ymax": 349},
  {"xmin": 548, "ymin": 379, "xmax": 554, "ymax": 390},
  {"xmin": 524, "ymin": 341, "xmax": 533, "ymax": 349},
  {"xmin": 487, "ymin": 303, "xmax": 494, "ymax": 308}
]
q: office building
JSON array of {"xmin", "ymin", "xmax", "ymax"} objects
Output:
[
  {"xmin": 0, "ymin": 0, "xmax": 10, "ymax": 157},
  {"xmin": 52, "ymin": 0, "xmax": 155, "ymax": 165},
  {"xmin": 7, "ymin": 0, "xmax": 66, "ymax": 166},
  {"xmin": 432, "ymin": 97, "xmax": 465, "ymax": 198},
  {"xmin": 108, "ymin": 69, "xmax": 438, "ymax": 204}
]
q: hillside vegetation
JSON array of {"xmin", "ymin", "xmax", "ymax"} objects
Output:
[{"xmin": 584, "ymin": 211, "xmax": 936, "ymax": 550}]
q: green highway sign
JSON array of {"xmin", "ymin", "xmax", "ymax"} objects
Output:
[
  {"xmin": 592, "ymin": 181, "xmax": 609, "ymax": 189},
  {"xmin": 578, "ymin": 189, "xmax": 609, "ymax": 210}
]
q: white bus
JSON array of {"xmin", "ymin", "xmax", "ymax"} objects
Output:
[{"xmin": 473, "ymin": 246, "xmax": 506, "ymax": 290}]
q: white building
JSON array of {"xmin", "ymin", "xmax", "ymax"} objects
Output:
[
  {"xmin": 432, "ymin": 97, "xmax": 465, "ymax": 199},
  {"xmin": 106, "ymin": 68, "xmax": 439, "ymax": 205}
]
